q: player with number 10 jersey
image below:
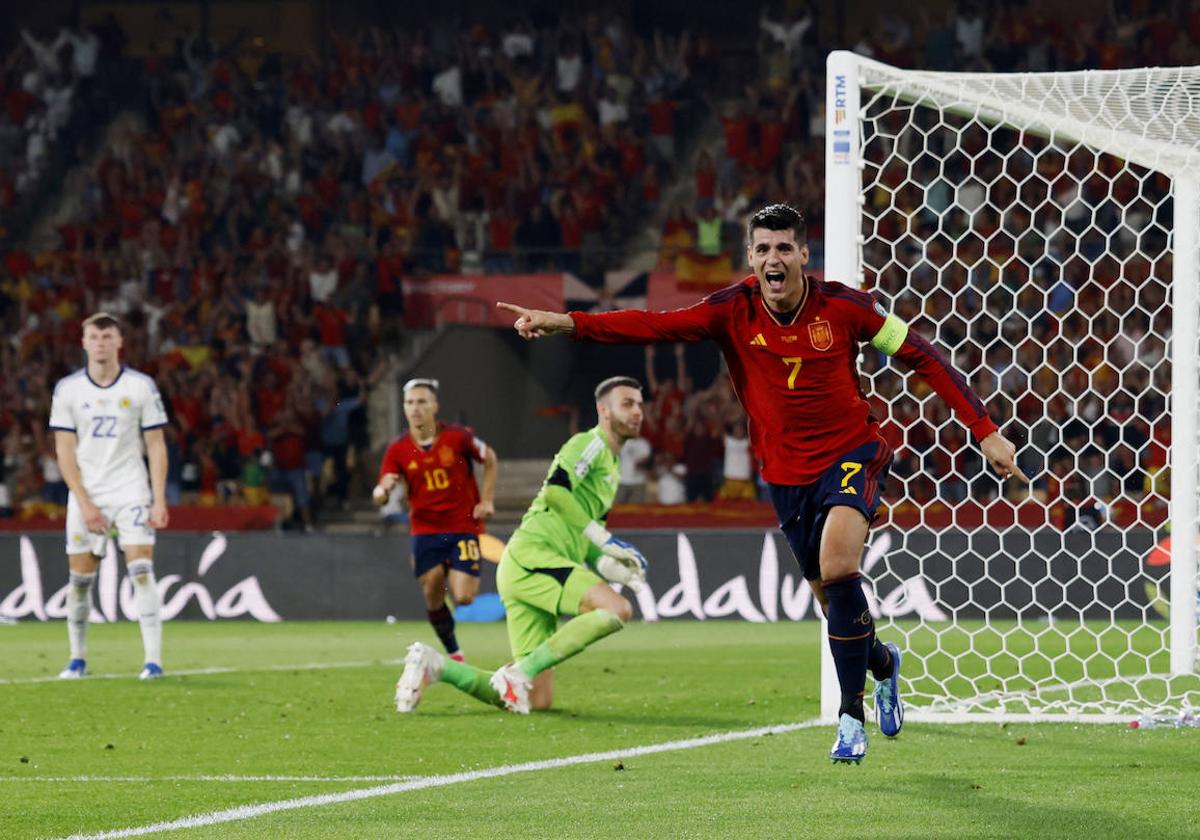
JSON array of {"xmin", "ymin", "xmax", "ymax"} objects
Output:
[
  {"xmin": 380, "ymin": 425, "xmax": 488, "ymax": 538},
  {"xmin": 375, "ymin": 379, "xmax": 497, "ymax": 663}
]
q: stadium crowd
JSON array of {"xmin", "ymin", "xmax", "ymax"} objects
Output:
[
  {"xmin": 647, "ymin": 0, "xmax": 1183, "ymax": 522},
  {"xmin": 0, "ymin": 12, "xmax": 705, "ymax": 525},
  {"xmin": 0, "ymin": 20, "xmax": 126, "ymax": 242},
  {"xmin": 665, "ymin": 0, "xmax": 1200, "ymax": 273},
  {"xmin": 0, "ymin": 0, "xmax": 1187, "ymax": 526}
]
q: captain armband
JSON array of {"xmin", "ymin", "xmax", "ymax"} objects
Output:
[{"xmin": 870, "ymin": 314, "xmax": 909, "ymax": 356}]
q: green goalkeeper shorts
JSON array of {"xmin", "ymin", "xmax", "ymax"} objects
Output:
[{"xmin": 496, "ymin": 532, "xmax": 604, "ymax": 659}]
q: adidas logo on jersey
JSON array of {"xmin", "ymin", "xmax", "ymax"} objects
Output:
[{"xmin": 749, "ymin": 334, "xmax": 767, "ymax": 346}]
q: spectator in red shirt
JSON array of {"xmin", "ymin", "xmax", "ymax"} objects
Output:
[
  {"xmin": 254, "ymin": 368, "xmax": 288, "ymax": 428},
  {"xmin": 313, "ymin": 301, "xmax": 352, "ymax": 369},
  {"xmin": 683, "ymin": 399, "xmax": 724, "ymax": 502},
  {"xmin": 268, "ymin": 403, "xmax": 312, "ymax": 531},
  {"xmin": 375, "ymin": 234, "xmax": 407, "ymax": 335},
  {"xmin": 720, "ymin": 101, "xmax": 752, "ymax": 167},
  {"xmin": 756, "ymin": 105, "xmax": 786, "ymax": 171},
  {"xmin": 695, "ymin": 149, "xmax": 716, "ymax": 201},
  {"xmin": 646, "ymin": 95, "xmax": 678, "ymax": 169},
  {"xmin": 552, "ymin": 193, "xmax": 583, "ymax": 274},
  {"xmin": 487, "ymin": 206, "xmax": 516, "ymax": 272}
]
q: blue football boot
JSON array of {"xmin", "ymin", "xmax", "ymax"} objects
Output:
[
  {"xmin": 874, "ymin": 641, "xmax": 904, "ymax": 737},
  {"xmin": 139, "ymin": 663, "xmax": 164, "ymax": 680},
  {"xmin": 830, "ymin": 713, "xmax": 868, "ymax": 765}
]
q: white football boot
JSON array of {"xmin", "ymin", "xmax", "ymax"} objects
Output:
[
  {"xmin": 489, "ymin": 663, "xmax": 532, "ymax": 714},
  {"xmin": 58, "ymin": 659, "xmax": 87, "ymax": 679},
  {"xmin": 395, "ymin": 642, "xmax": 444, "ymax": 712}
]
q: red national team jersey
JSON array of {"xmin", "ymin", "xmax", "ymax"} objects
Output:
[
  {"xmin": 379, "ymin": 423, "xmax": 488, "ymax": 534},
  {"xmin": 571, "ymin": 276, "xmax": 998, "ymax": 486}
]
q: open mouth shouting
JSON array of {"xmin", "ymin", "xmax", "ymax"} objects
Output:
[{"xmin": 764, "ymin": 270, "xmax": 788, "ymax": 294}]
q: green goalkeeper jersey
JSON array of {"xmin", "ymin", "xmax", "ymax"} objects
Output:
[{"xmin": 511, "ymin": 425, "xmax": 619, "ymax": 567}]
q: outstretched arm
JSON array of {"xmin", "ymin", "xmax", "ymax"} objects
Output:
[
  {"xmin": 498, "ymin": 297, "xmax": 722, "ymax": 345},
  {"xmin": 496, "ymin": 302, "xmax": 576, "ymax": 339}
]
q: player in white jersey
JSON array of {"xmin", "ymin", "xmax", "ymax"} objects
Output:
[{"xmin": 48, "ymin": 313, "xmax": 170, "ymax": 680}]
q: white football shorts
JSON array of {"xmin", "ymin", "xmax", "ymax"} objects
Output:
[{"xmin": 65, "ymin": 491, "xmax": 155, "ymax": 555}]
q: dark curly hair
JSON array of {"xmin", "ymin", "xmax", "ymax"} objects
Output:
[{"xmin": 746, "ymin": 203, "xmax": 806, "ymax": 244}]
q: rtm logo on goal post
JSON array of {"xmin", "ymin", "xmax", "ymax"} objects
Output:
[{"xmin": 831, "ymin": 74, "xmax": 851, "ymax": 165}]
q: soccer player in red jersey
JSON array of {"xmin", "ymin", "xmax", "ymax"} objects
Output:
[
  {"xmin": 373, "ymin": 378, "xmax": 498, "ymax": 662},
  {"xmin": 499, "ymin": 204, "xmax": 1029, "ymax": 763}
]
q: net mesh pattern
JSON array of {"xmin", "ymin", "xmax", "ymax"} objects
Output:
[{"xmin": 852, "ymin": 64, "xmax": 1200, "ymax": 716}]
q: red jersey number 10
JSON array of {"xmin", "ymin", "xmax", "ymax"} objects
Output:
[{"xmin": 424, "ymin": 469, "xmax": 450, "ymax": 490}]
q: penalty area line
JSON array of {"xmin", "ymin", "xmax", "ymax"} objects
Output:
[{"xmin": 57, "ymin": 719, "xmax": 825, "ymax": 840}]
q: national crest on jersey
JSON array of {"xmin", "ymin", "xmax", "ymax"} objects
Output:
[
  {"xmin": 47, "ymin": 367, "xmax": 168, "ymax": 500},
  {"xmin": 807, "ymin": 319, "xmax": 833, "ymax": 351}
]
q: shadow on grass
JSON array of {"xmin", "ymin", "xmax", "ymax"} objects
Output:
[{"xmin": 889, "ymin": 771, "xmax": 1148, "ymax": 840}]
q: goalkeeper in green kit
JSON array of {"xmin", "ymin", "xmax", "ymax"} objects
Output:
[{"xmin": 395, "ymin": 376, "xmax": 650, "ymax": 714}]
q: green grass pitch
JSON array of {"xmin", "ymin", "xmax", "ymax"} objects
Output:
[{"xmin": 1, "ymin": 620, "xmax": 1196, "ymax": 839}]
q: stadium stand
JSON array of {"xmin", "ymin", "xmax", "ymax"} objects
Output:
[
  {"xmin": 0, "ymin": 1, "xmax": 1189, "ymax": 527},
  {"xmin": 0, "ymin": 12, "xmax": 705, "ymax": 527}
]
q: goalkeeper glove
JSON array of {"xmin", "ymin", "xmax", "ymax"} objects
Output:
[
  {"xmin": 584, "ymin": 521, "xmax": 646, "ymax": 567},
  {"xmin": 596, "ymin": 555, "xmax": 646, "ymax": 593},
  {"xmin": 584, "ymin": 521, "xmax": 648, "ymax": 590}
]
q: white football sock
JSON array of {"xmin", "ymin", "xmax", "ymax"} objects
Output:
[
  {"xmin": 127, "ymin": 560, "xmax": 162, "ymax": 666},
  {"xmin": 66, "ymin": 571, "xmax": 95, "ymax": 660}
]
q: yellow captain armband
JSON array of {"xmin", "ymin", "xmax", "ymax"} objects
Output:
[{"xmin": 870, "ymin": 313, "xmax": 909, "ymax": 356}]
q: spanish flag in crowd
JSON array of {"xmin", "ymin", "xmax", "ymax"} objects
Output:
[{"xmin": 674, "ymin": 251, "xmax": 735, "ymax": 284}]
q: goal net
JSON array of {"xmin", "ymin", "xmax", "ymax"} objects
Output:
[{"xmin": 823, "ymin": 51, "xmax": 1200, "ymax": 721}]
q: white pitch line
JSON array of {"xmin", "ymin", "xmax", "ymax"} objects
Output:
[
  {"xmin": 57, "ymin": 719, "xmax": 825, "ymax": 840},
  {"xmin": 1, "ymin": 774, "xmax": 423, "ymax": 783},
  {"xmin": 0, "ymin": 658, "xmax": 405, "ymax": 686}
]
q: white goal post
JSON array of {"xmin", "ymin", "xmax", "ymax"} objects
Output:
[{"xmin": 823, "ymin": 50, "xmax": 1200, "ymax": 722}]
